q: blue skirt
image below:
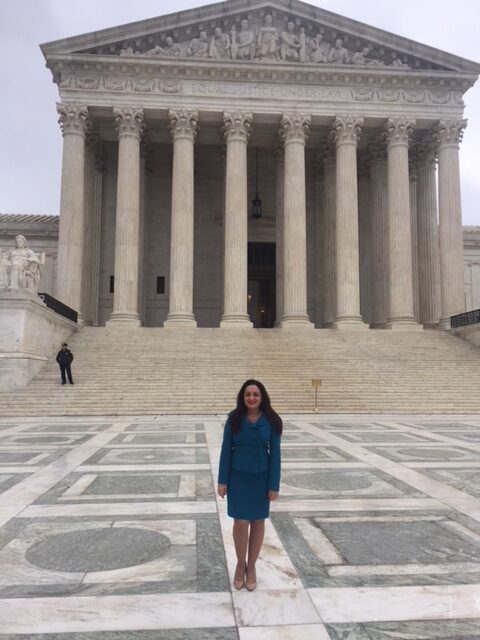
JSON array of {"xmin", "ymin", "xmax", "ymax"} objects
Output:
[{"xmin": 227, "ymin": 468, "xmax": 270, "ymax": 520}]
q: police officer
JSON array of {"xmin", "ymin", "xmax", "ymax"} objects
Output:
[{"xmin": 56, "ymin": 342, "xmax": 74, "ymax": 385}]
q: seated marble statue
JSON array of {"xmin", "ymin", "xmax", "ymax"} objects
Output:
[
  {"xmin": 328, "ymin": 38, "xmax": 350, "ymax": 64},
  {"xmin": 230, "ymin": 20, "xmax": 256, "ymax": 61},
  {"xmin": 352, "ymin": 46, "xmax": 371, "ymax": 65},
  {"xmin": 280, "ymin": 21, "xmax": 301, "ymax": 62},
  {"xmin": 187, "ymin": 31, "xmax": 209, "ymax": 57},
  {"xmin": 0, "ymin": 235, "xmax": 44, "ymax": 293},
  {"xmin": 308, "ymin": 34, "xmax": 328, "ymax": 63},
  {"xmin": 209, "ymin": 27, "xmax": 231, "ymax": 59},
  {"xmin": 256, "ymin": 14, "xmax": 279, "ymax": 61}
]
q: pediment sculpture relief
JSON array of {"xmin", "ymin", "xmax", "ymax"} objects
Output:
[
  {"xmin": 0, "ymin": 235, "xmax": 45, "ymax": 294},
  {"xmin": 108, "ymin": 12, "xmax": 420, "ymax": 69}
]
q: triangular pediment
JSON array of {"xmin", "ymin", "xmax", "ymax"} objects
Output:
[{"xmin": 41, "ymin": 0, "xmax": 480, "ymax": 75}]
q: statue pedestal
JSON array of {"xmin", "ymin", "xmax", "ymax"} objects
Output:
[{"xmin": 0, "ymin": 290, "xmax": 78, "ymax": 391}]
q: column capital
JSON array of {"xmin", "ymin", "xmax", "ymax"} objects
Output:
[
  {"xmin": 331, "ymin": 115, "xmax": 363, "ymax": 147},
  {"xmin": 280, "ymin": 113, "xmax": 311, "ymax": 145},
  {"xmin": 223, "ymin": 111, "xmax": 253, "ymax": 143},
  {"xmin": 169, "ymin": 109, "xmax": 199, "ymax": 142},
  {"xmin": 113, "ymin": 106, "xmax": 145, "ymax": 139},
  {"xmin": 57, "ymin": 103, "xmax": 91, "ymax": 138},
  {"xmin": 434, "ymin": 118, "xmax": 467, "ymax": 149},
  {"xmin": 384, "ymin": 117, "xmax": 415, "ymax": 148}
]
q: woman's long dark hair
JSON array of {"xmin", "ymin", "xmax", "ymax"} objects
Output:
[{"xmin": 229, "ymin": 379, "xmax": 283, "ymax": 435}]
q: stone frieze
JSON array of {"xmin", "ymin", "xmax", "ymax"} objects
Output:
[{"xmin": 59, "ymin": 74, "xmax": 463, "ymax": 107}]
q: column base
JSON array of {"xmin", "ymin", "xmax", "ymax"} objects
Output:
[
  {"xmin": 220, "ymin": 314, "xmax": 252, "ymax": 328},
  {"xmin": 387, "ymin": 317, "xmax": 423, "ymax": 331},
  {"xmin": 106, "ymin": 312, "xmax": 141, "ymax": 327},
  {"xmin": 333, "ymin": 317, "xmax": 368, "ymax": 330},
  {"xmin": 164, "ymin": 313, "xmax": 197, "ymax": 327},
  {"xmin": 280, "ymin": 314, "xmax": 314, "ymax": 329},
  {"xmin": 369, "ymin": 322, "xmax": 389, "ymax": 329},
  {"xmin": 437, "ymin": 317, "xmax": 452, "ymax": 331}
]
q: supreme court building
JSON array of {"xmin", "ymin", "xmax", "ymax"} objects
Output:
[{"xmin": 41, "ymin": 0, "xmax": 480, "ymax": 329}]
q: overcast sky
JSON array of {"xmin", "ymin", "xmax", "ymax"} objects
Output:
[{"xmin": 1, "ymin": 0, "xmax": 479, "ymax": 224}]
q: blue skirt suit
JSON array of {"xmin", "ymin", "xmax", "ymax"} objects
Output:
[{"xmin": 218, "ymin": 413, "xmax": 281, "ymax": 520}]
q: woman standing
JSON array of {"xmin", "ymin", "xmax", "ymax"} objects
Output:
[{"xmin": 217, "ymin": 379, "xmax": 282, "ymax": 591}]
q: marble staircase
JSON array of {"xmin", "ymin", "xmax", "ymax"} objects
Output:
[{"xmin": 1, "ymin": 326, "xmax": 480, "ymax": 416}]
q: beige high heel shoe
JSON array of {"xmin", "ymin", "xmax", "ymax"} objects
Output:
[
  {"xmin": 233, "ymin": 562, "xmax": 246, "ymax": 590},
  {"xmin": 245, "ymin": 565, "xmax": 256, "ymax": 591}
]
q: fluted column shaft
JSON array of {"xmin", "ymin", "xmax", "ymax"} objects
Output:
[
  {"xmin": 437, "ymin": 119, "xmax": 467, "ymax": 328},
  {"xmin": 416, "ymin": 140, "xmax": 441, "ymax": 326},
  {"xmin": 322, "ymin": 149, "xmax": 336, "ymax": 326},
  {"xmin": 221, "ymin": 111, "xmax": 253, "ymax": 327},
  {"xmin": 409, "ymin": 159, "xmax": 420, "ymax": 321},
  {"xmin": 280, "ymin": 113, "xmax": 312, "ymax": 327},
  {"xmin": 385, "ymin": 117, "xmax": 416, "ymax": 326},
  {"xmin": 333, "ymin": 115, "xmax": 365, "ymax": 327},
  {"xmin": 108, "ymin": 107, "xmax": 144, "ymax": 324},
  {"xmin": 369, "ymin": 148, "xmax": 389, "ymax": 327},
  {"xmin": 165, "ymin": 110, "xmax": 198, "ymax": 326},
  {"xmin": 56, "ymin": 103, "xmax": 90, "ymax": 318},
  {"xmin": 274, "ymin": 144, "xmax": 284, "ymax": 326},
  {"xmin": 82, "ymin": 132, "xmax": 103, "ymax": 326}
]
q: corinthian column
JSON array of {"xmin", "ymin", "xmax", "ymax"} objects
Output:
[
  {"xmin": 56, "ymin": 103, "xmax": 91, "ymax": 319},
  {"xmin": 165, "ymin": 109, "xmax": 198, "ymax": 326},
  {"xmin": 368, "ymin": 142, "xmax": 389, "ymax": 327},
  {"xmin": 416, "ymin": 135, "xmax": 441, "ymax": 327},
  {"xmin": 274, "ymin": 142, "xmax": 284, "ymax": 327},
  {"xmin": 320, "ymin": 140, "xmax": 336, "ymax": 327},
  {"xmin": 108, "ymin": 106, "xmax": 144, "ymax": 325},
  {"xmin": 332, "ymin": 115, "xmax": 365, "ymax": 328},
  {"xmin": 436, "ymin": 118, "xmax": 467, "ymax": 328},
  {"xmin": 385, "ymin": 117, "xmax": 417, "ymax": 327},
  {"xmin": 220, "ymin": 111, "xmax": 253, "ymax": 327},
  {"xmin": 279, "ymin": 112, "xmax": 313, "ymax": 327}
]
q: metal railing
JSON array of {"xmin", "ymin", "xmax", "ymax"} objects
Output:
[
  {"xmin": 38, "ymin": 293, "xmax": 78, "ymax": 323},
  {"xmin": 450, "ymin": 308, "xmax": 480, "ymax": 329}
]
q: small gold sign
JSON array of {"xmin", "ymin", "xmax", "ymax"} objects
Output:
[{"xmin": 311, "ymin": 379, "xmax": 322, "ymax": 388}]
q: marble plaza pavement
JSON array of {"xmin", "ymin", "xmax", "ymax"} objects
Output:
[{"xmin": 0, "ymin": 415, "xmax": 480, "ymax": 638}]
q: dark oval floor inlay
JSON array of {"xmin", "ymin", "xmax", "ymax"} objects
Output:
[{"xmin": 26, "ymin": 527, "xmax": 170, "ymax": 572}]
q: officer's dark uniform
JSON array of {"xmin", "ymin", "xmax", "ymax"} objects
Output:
[{"xmin": 56, "ymin": 344, "xmax": 74, "ymax": 385}]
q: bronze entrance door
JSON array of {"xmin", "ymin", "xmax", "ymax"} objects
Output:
[{"xmin": 247, "ymin": 242, "xmax": 276, "ymax": 328}]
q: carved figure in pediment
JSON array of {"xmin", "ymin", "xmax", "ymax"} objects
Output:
[
  {"xmin": 351, "ymin": 46, "xmax": 371, "ymax": 65},
  {"xmin": 256, "ymin": 13, "xmax": 279, "ymax": 61},
  {"xmin": 230, "ymin": 19, "xmax": 256, "ymax": 61},
  {"xmin": 328, "ymin": 38, "xmax": 350, "ymax": 64},
  {"xmin": 188, "ymin": 31, "xmax": 209, "ymax": 58},
  {"xmin": 209, "ymin": 27, "xmax": 231, "ymax": 59},
  {"xmin": 0, "ymin": 235, "xmax": 44, "ymax": 293},
  {"xmin": 120, "ymin": 45, "xmax": 137, "ymax": 56},
  {"xmin": 308, "ymin": 34, "xmax": 328, "ymax": 63},
  {"xmin": 155, "ymin": 36, "xmax": 183, "ymax": 57},
  {"xmin": 391, "ymin": 53, "xmax": 410, "ymax": 69},
  {"xmin": 280, "ymin": 20, "xmax": 301, "ymax": 62}
]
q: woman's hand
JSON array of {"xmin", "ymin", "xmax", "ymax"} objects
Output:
[
  {"xmin": 268, "ymin": 490, "xmax": 279, "ymax": 501},
  {"xmin": 217, "ymin": 484, "xmax": 227, "ymax": 498}
]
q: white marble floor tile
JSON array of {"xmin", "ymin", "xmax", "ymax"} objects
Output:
[
  {"xmin": 0, "ymin": 592, "xmax": 236, "ymax": 633},
  {"xmin": 21, "ymin": 501, "xmax": 217, "ymax": 518},
  {"xmin": 233, "ymin": 589, "xmax": 322, "ymax": 626},
  {"xmin": 308, "ymin": 584, "xmax": 480, "ymax": 623},
  {"xmin": 239, "ymin": 624, "xmax": 331, "ymax": 640},
  {"xmin": 270, "ymin": 498, "xmax": 447, "ymax": 512},
  {"xmin": 79, "ymin": 463, "xmax": 210, "ymax": 472}
]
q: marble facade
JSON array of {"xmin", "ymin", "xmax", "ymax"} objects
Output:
[{"xmin": 20, "ymin": 1, "xmax": 480, "ymax": 328}]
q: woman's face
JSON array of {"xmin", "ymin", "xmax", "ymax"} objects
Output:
[{"xmin": 244, "ymin": 385, "xmax": 262, "ymax": 412}]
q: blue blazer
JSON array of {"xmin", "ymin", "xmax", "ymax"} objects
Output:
[{"xmin": 218, "ymin": 413, "xmax": 281, "ymax": 491}]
